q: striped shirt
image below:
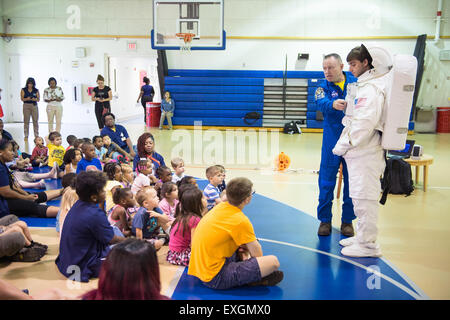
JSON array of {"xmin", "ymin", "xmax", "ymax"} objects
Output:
[{"xmin": 203, "ymin": 183, "xmax": 220, "ymax": 211}]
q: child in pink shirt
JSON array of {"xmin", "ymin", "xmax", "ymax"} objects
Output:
[
  {"xmin": 158, "ymin": 182, "xmax": 179, "ymax": 221},
  {"xmin": 167, "ymin": 185, "xmax": 207, "ymax": 266}
]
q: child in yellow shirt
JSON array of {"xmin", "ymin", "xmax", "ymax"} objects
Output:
[{"xmin": 46, "ymin": 131, "xmax": 65, "ymax": 172}]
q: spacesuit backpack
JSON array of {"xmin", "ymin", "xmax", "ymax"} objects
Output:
[{"xmin": 371, "ymin": 47, "xmax": 418, "ymax": 151}]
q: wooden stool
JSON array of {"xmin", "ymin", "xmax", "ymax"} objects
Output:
[{"xmin": 404, "ymin": 154, "xmax": 434, "ymax": 192}]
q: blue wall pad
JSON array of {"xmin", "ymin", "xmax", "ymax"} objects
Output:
[
  {"xmin": 172, "ymin": 117, "xmax": 263, "ymax": 127},
  {"xmin": 171, "ymin": 93, "xmax": 263, "ymax": 103},
  {"xmin": 165, "ymin": 85, "xmax": 264, "ymax": 94},
  {"xmin": 168, "ymin": 70, "xmax": 284, "ymax": 78},
  {"xmin": 168, "ymin": 70, "xmax": 326, "ymax": 79},
  {"xmin": 409, "ymin": 121, "xmax": 415, "ymax": 131},
  {"xmin": 175, "ymin": 102, "xmax": 263, "ymax": 111},
  {"xmin": 175, "ymin": 110, "xmax": 261, "ymax": 118},
  {"xmin": 171, "ymin": 182, "xmax": 427, "ymax": 300},
  {"xmin": 286, "ymin": 71, "xmax": 325, "ymax": 79},
  {"xmin": 165, "ymin": 77, "xmax": 264, "ymax": 86}
]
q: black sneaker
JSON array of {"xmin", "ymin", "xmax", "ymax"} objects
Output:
[
  {"xmin": 31, "ymin": 241, "xmax": 48, "ymax": 252},
  {"xmin": 9, "ymin": 247, "xmax": 42, "ymax": 262},
  {"xmin": 248, "ymin": 270, "xmax": 284, "ymax": 287}
]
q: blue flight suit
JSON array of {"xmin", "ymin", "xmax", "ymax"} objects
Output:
[{"xmin": 315, "ymin": 72, "xmax": 356, "ymax": 224}]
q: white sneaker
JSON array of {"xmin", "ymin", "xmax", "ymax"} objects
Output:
[
  {"xmin": 341, "ymin": 242, "xmax": 382, "ymax": 258},
  {"xmin": 339, "ymin": 236, "xmax": 356, "ymax": 247}
]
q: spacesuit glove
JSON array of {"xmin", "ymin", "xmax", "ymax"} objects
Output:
[{"xmin": 332, "ymin": 145, "xmax": 346, "ymax": 156}]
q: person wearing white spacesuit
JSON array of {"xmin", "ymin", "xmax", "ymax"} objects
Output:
[{"xmin": 332, "ymin": 44, "xmax": 394, "ymax": 258}]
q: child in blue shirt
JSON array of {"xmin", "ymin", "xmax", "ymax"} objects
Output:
[
  {"xmin": 132, "ymin": 187, "xmax": 171, "ymax": 250},
  {"xmin": 76, "ymin": 143, "xmax": 103, "ymax": 173},
  {"xmin": 203, "ymin": 165, "xmax": 224, "ymax": 211},
  {"xmin": 55, "ymin": 171, "xmax": 125, "ymax": 282}
]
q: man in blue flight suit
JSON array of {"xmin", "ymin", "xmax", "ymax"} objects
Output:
[{"xmin": 315, "ymin": 53, "xmax": 356, "ymax": 236}]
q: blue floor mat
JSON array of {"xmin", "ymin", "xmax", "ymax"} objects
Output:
[
  {"xmin": 171, "ymin": 180, "xmax": 426, "ymax": 300},
  {"xmin": 19, "ymin": 165, "xmax": 60, "ymax": 228}
]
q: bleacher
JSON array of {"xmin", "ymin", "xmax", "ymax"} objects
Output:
[{"xmin": 165, "ymin": 69, "xmax": 326, "ymax": 129}]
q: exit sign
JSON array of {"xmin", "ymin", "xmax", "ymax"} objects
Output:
[{"xmin": 127, "ymin": 42, "xmax": 137, "ymax": 51}]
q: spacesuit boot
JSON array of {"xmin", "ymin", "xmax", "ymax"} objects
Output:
[{"xmin": 341, "ymin": 198, "xmax": 382, "ymax": 258}]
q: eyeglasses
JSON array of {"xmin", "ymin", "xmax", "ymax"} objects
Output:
[{"xmin": 251, "ymin": 189, "xmax": 256, "ymax": 196}]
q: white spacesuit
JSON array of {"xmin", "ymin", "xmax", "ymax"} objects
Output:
[{"xmin": 332, "ymin": 46, "xmax": 394, "ymax": 258}]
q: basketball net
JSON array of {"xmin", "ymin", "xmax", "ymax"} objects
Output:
[{"xmin": 176, "ymin": 33, "xmax": 195, "ymax": 53}]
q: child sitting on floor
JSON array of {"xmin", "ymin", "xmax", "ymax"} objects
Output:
[
  {"xmin": 167, "ymin": 185, "xmax": 206, "ymax": 266},
  {"xmin": 76, "ymin": 143, "xmax": 102, "ymax": 173},
  {"xmin": 30, "ymin": 137, "xmax": 48, "ymax": 167},
  {"xmin": 6, "ymin": 141, "xmax": 32, "ymax": 171},
  {"xmin": 155, "ymin": 165, "xmax": 172, "ymax": 199},
  {"xmin": 103, "ymin": 162, "xmax": 123, "ymax": 212},
  {"xmin": 159, "ymin": 182, "xmax": 179, "ymax": 221},
  {"xmin": 120, "ymin": 163, "xmax": 134, "ymax": 188},
  {"xmin": 131, "ymin": 159, "xmax": 158, "ymax": 195},
  {"xmin": 171, "ymin": 157, "xmax": 185, "ymax": 184},
  {"xmin": 203, "ymin": 165, "xmax": 224, "ymax": 211},
  {"xmin": 62, "ymin": 148, "xmax": 82, "ymax": 175},
  {"xmin": 46, "ymin": 131, "xmax": 65, "ymax": 170},
  {"xmin": 56, "ymin": 173, "xmax": 78, "ymax": 237},
  {"xmin": 177, "ymin": 175, "xmax": 199, "ymax": 189},
  {"xmin": 132, "ymin": 187, "xmax": 171, "ymax": 250},
  {"xmin": 93, "ymin": 135, "xmax": 107, "ymax": 162},
  {"xmin": 102, "ymin": 135, "xmax": 130, "ymax": 162},
  {"xmin": 65, "ymin": 135, "xmax": 77, "ymax": 152},
  {"xmin": 107, "ymin": 187, "xmax": 135, "ymax": 237}
]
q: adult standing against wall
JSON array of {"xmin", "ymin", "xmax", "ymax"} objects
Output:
[
  {"xmin": 43, "ymin": 77, "xmax": 65, "ymax": 133},
  {"xmin": 137, "ymin": 77, "xmax": 155, "ymax": 123},
  {"xmin": 92, "ymin": 75, "xmax": 112, "ymax": 130},
  {"xmin": 20, "ymin": 77, "xmax": 40, "ymax": 141},
  {"xmin": 159, "ymin": 91, "xmax": 175, "ymax": 130},
  {"xmin": 315, "ymin": 53, "xmax": 356, "ymax": 237}
]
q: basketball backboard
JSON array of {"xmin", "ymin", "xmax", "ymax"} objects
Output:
[{"xmin": 151, "ymin": 0, "xmax": 225, "ymax": 50}]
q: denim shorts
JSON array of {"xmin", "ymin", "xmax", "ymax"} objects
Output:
[{"xmin": 202, "ymin": 251, "xmax": 262, "ymax": 290}]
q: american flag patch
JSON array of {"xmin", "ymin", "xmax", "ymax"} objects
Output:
[{"xmin": 354, "ymin": 98, "xmax": 367, "ymax": 109}]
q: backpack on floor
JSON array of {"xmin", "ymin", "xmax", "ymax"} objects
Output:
[
  {"xmin": 283, "ymin": 121, "xmax": 300, "ymax": 134},
  {"xmin": 380, "ymin": 157, "xmax": 414, "ymax": 204}
]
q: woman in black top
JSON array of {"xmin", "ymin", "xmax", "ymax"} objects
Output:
[
  {"xmin": 20, "ymin": 78, "xmax": 40, "ymax": 141},
  {"xmin": 91, "ymin": 75, "xmax": 112, "ymax": 130}
]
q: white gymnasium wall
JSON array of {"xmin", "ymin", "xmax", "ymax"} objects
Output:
[
  {"xmin": 0, "ymin": 2, "xmax": 7, "ymax": 115},
  {"xmin": 0, "ymin": 0, "xmax": 449, "ymax": 119}
]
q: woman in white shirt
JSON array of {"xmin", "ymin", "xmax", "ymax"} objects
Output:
[{"xmin": 43, "ymin": 77, "xmax": 65, "ymax": 133}]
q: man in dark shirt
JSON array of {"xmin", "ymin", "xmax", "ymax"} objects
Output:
[{"xmin": 100, "ymin": 113, "xmax": 136, "ymax": 158}]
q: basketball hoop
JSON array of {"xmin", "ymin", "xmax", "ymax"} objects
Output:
[{"xmin": 176, "ymin": 33, "xmax": 195, "ymax": 53}]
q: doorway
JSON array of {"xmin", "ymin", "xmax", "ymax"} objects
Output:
[{"xmin": 107, "ymin": 56, "xmax": 160, "ymax": 122}]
